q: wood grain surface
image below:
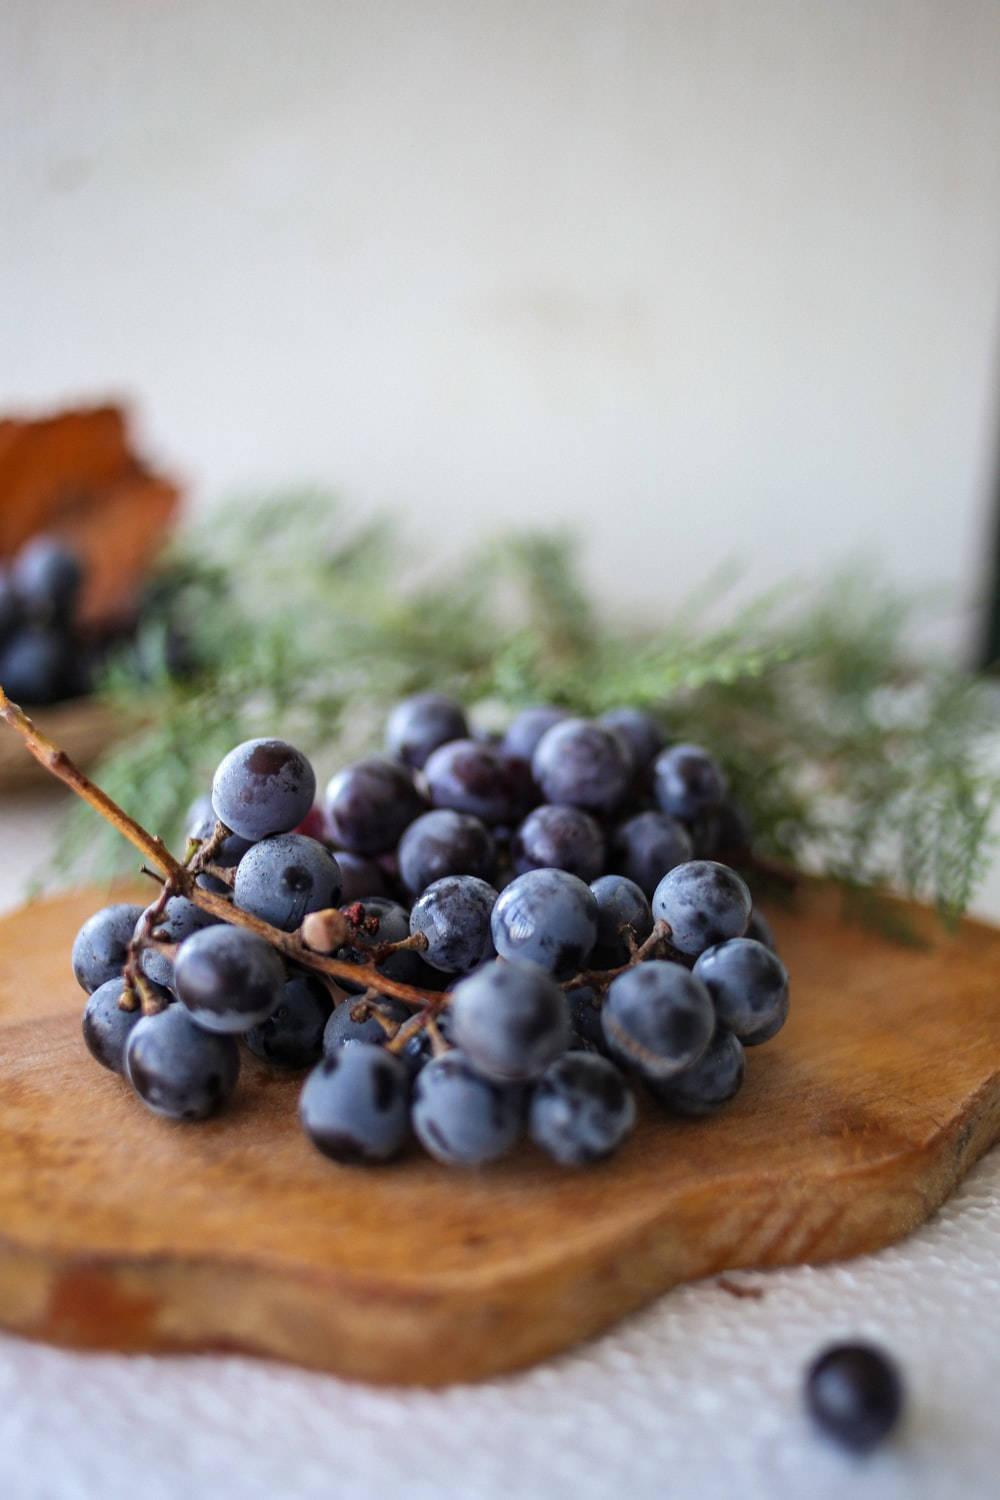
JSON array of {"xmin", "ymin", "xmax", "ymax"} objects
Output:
[{"xmin": 1, "ymin": 883, "xmax": 998, "ymax": 1385}]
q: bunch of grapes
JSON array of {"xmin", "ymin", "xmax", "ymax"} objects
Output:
[
  {"xmin": 0, "ymin": 535, "xmax": 91, "ymax": 705},
  {"xmin": 73, "ymin": 695, "xmax": 789, "ymax": 1169}
]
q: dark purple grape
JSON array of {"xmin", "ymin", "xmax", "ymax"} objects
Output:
[
  {"xmin": 688, "ymin": 798, "xmax": 753, "ymax": 860},
  {"xmin": 300, "ymin": 1044, "xmax": 411, "ymax": 1163},
  {"xmin": 81, "ymin": 977, "xmax": 146, "ymax": 1074},
  {"xmin": 0, "ymin": 624, "xmax": 70, "ymax": 703},
  {"xmin": 693, "ymin": 937, "xmax": 789, "ymax": 1042},
  {"xmin": 529, "ymin": 1052, "xmax": 636, "ymax": 1165},
  {"xmin": 338, "ymin": 894, "xmax": 409, "ymax": 947},
  {"xmin": 588, "ymin": 874, "xmax": 653, "ymax": 964},
  {"xmin": 324, "ymin": 755, "xmax": 426, "ymax": 854},
  {"xmin": 13, "ymin": 535, "xmax": 83, "ymax": 622},
  {"xmin": 72, "ymin": 902, "xmax": 146, "ymax": 993},
  {"xmin": 139, "ymin": 895, "xmax": 220, "ymax": 988},
  {"xmin": 565, "ymin": 983, "xmax": 607, "ymax": 1054},
  {"xmin": 491, "ymin": 868, "xmax": 598, "ymax": 976},
  {"xmin": 173, "ymin": 924, "xmax": 285, "ymax": 1033},
  {"xmin": 397, "ymin": 1009, "xmax": 455, "ymax": 1075},
  {"xmin": 746, "ymin": 909, "xmax": 778, "ymax": 952},
  {"xmin": 602, "ymin": 960, "xmax": 714, "ymax": 1080},
  {"xmin": 335, "ymin": 850, "xmax": 393, "ymax": 902},
  {"xmin": 323, "ymin": 994, "xmax": 411, "ymax": 1051},
  {"xmin": 741, "ymin": 987, "xmax": 790, "ymax": 1046},
  {"xmin": 125, "ymin": 1005, "xmax": 240, "ymax": 1120},
  {"xmin": 385, "ymin": 692, "xmax": 469, "ymax": 769},
  {"xmin": 211, "ymin": 738, "xmax": 316, "ymax": 842},
  {"xmin": 511, "ymin": 804, "xmax": 605, "ymax": 883},
  {"xmin": 652, "ymin": 743, "xmax": 726, "ymax": 822},
  {"xmin": 233, "ymin": 833, "xmax": 342, "ymax": 932},
  {"xmin": 805, "ymin": 1343, "xmax": 905, "ymax": 1452},
  {"xmin": 646, "ymin": 1026, "xmax": 745, "ymax": 1116},
  {"xmin": 409, "ymin": 875, "xmax": 497, "ymax": 973},
  {"xmin": 450, "ymin": 959, "xmax": 570, "ymax": 1082},
  {"xmin": 531, "ymin": 718, "xmax": 632, "ymax": 814},
  {"xmin": 336, "ymin": 897, "xmax": 429, "ymax": 993},
  {"xmin": 397, "ymin": 808, "xmax": 497, "ymax": 895},
  {"xmin": 412, "ymin": 1050, "xmax": 522, "ymax": 1165},
  {"xmin": 652, "ymin": 860, "xmax": 752, "ymax": 957},
  {"xmin": 63, "ymin": 638, "xmax": 97, "ymax": 698},
  {"xmin": 422, "ymin": 739, "xmax": 523, "ymax": 826},
  {"xmin": 613, "ymin": 810, "xmax": 694, "ymax": 898},
  {"xmin": 243, "ymin": 971, "xmax": 334, "ymax": 1069},
  {"xmin": 501, "ymin": 705, "xmax": 569, "ymax": 762},
  {"xmin": 496, "ymin": 748, "xmax": 540, "ymax": 819},
  {"xmin": 599, "ymin": 707, "xmax": 666, "ymax": 771},
  {"xmin": 0, "ymin": 567, "xmax": 22, "ymax": 641}
]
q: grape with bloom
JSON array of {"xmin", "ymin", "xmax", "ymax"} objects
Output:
[{"xmin": 68, "ymin": 695, "xmax": 788, "ymax": 1168}]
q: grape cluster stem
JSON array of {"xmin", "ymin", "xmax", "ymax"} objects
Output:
[
  {"xmin": 0, "ymin": 689, "xmax": 683, "ymax": 1037},
  {"xmin": 0, "ymin": 690, "xmax": 452, "ymax": 1013}
]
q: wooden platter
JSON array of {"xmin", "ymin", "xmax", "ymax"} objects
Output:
[{"xmin": 1, "ymin": 883, "xmax": 999, "ymax": 1385}]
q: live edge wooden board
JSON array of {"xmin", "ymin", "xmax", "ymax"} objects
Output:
[{"xmin": 1, "ymin": 883, "xmax": 999, "ymax": 1386}]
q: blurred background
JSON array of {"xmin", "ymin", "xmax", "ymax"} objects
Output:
[
  {"xmin": 4, "ymin": 16, "xmax": 1000, "ymax": 1493},
  {"xmin": 3, "ymin": 0, "xmax": 999, "ymax": 655}
]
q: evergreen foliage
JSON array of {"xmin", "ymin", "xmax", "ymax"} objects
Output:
[{"xmin": 59, "ymin": 493, "xmax": 999, "ymax": 925}]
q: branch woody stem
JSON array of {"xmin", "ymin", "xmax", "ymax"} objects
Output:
[
  {"xmin": 385, "ymin": 1005, "xmax": 446, "ymax": 1056},
  {"xmin": 124, "ymin": 878, "xmax": 177, "ymax": 1013},
  {"xmin": 0, "ymin": 689, "xmax": 451, "ymax": 1011},
  {"xmin": 0, "ymin": 688, "xmax": 665, "ymax": 1033},
  {"xmin": 561, "ymin": 919, "xmax": 678, "ymax": 991},
  {"xmin": 0, "ymin": 691, "xmax": 181, "ymax": 880}
]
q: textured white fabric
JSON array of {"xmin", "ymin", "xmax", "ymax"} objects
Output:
[
  {"xmin": 1, "ymin": 1149, "xmax": 999, "ymax": 1500},
  {"xmin": 2, "ymin": 795, "xmax": 999, "ymax": 1499}
]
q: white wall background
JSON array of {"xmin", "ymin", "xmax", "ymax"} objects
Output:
[{"xmin": 2, "ymin": 1, "xmax": 999, "ymax": 645}]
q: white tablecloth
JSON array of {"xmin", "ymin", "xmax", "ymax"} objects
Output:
[{"xmin": 2, "ymin": 790, "xmax": 999, "ymax": 1500}]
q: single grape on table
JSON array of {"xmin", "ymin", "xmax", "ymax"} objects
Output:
[{"xmin": 804, "ymin": 1342, "xmax": 905, "ymax": 1452}]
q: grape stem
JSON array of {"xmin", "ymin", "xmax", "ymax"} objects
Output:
[
  {"xmin": 124, "ymin": 879, "xmax": 177, "ymax": 1014},
  {"xmin": 0, "ymin": 689, "xmax": 661, "ymax": 1028},
  {"xmin": 0, "ymin": 689, "xmax": 450, "ymax": 1011},
  {"xmin": 561, "ymin": 919, "xmax": 681, "ymax": 991},
  {"xmin": 0, "ymin": 691, "xmax": 181, "ymax": 879},
  {"xmin": 385, "ymin": 1007, "xmax": 439, "ymax": 1056},
  {"xmin": 192, "ymin": 820, "xmax": 232, "ymax": 870}
]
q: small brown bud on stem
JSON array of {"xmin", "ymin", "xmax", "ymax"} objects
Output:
[{"xmin": 302, "ymin": 908, "xmax": 353, "ymax": 953}]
